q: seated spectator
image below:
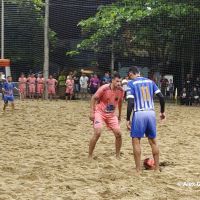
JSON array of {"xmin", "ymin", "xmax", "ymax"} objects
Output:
[
  {"xmin": 194, "ymin": 76, "xmax": 200, "ymax": 92},
  {"xmin": 180, "ymin": 88, "xmax": 189, "ymax": 105},
  {"xmin": 190, "ymin": 87, "xmax": 199, "ymax": 106}
]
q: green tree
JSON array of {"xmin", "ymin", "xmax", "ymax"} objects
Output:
[{"xmin": 67, "ymin": 0, "xmax": 200, "ymax": 77}]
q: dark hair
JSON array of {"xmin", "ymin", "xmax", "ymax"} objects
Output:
[
  {"xmin": 7, "ymin": 76, "xmax": 11, "ymax": 78},
  {"xmin": 128, "ymin": 66, "xmax": 140, "ymax": 74},
  {"xmin": 111, "ymin": 72, "xmax": 121, "ymax": 79}
]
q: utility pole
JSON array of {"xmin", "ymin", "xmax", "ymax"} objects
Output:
[
  {"xmin": 43, "ymin": 0, "xmax": 49, "ymax": 99},
  {"xmin": 1, "ymin": 0, "xmax": 11, "ymax": 77}
]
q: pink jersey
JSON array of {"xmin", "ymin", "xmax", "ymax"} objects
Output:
[
  {"xmin": 28, "ymin": 77, "xmax": 36, "ymax": 85},
  {"xmin": 66, "ymin": 79, "xmax": 74, "ymax": 89},
  {"xmin": 37, "ymin": 77, "xmax": 45, "ymax": 94},
  {"xmin": 37, "ymin": 77, "xmax": 44, "ymax": 85},
  {"xmin": 47, "ymin": 78, "xmax": 57, "ymax": 94},
  {"xmin": 47, "ymin": 78, "xmax": 57, "ymax": 88},
  {"xmin": 94, "ymin": 84, "xmax": 124, "ymax": 113},
  {"xmin": 18, "ymin": 77, "xmax": 27, "ymax": 93},
  {"xmin": 66, "ymin": 79, "xmax": 74, "ymax": 94}
]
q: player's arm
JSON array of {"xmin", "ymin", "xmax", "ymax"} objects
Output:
[
  {"xmin": 89, "ymin": 86, "xmax": 103, "ymax": 121},
  {"xmin": 126, "ymin": 97, "xmax": 134, "ymax": 130},
  {"xmin": 156, "ymin": 92, "xmax": 165, "ymax": 120},
  {"xmin": 126, "ymin": 97, "xmax": 134, "ymax": 121},
  {"xmin": 118, "ymin": 96, "xmax": 123, "ymax": 121},
  {"xmin": 153, "ymin": 81, "xmax": 165, "ymax": 120},
  {"xmin": 89, "ymin": 95, "xmax": 99, "ymax": 121}
]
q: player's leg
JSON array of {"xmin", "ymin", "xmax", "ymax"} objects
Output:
[
  {"xmin": 113, "ymin": 129, "xmax": 122, "ymax": 159},
  {"xmin": 132, "ymin": 138, "xmax": 141, "ymax": 173},
  {"xmin": 130, "ymin": 112, "xmax": 145, "ymax": 173},
  {"xmin": 69, "ymin": 90, "xmax": 73, "ymax": 100},
  {"xmin": 88, "ymin": 112, "xmax": 104, "ymax": 159},
  {"xmin": 88, "ymin": 127, "xmax": 102, "ymax": 159},
  {"xmin": 3, "ymin": 98, "xmax": 8, "ymax": 111},
  {"xmin": 146, "ymin": 111, "xmax": 159, "ymax": 171},
  {"xmin": 148, "ymin": 138, "xmax": 159, "ymax": 171},
  {"xmin": 11, "ymin": 102, "xmax": 15, "ymax": 111},
  {"xmin": 107, "ymin": 115, "xmax": 122, "ymax": 158},
  {"xmin": 29, "ymin": 86, "xmax": 32, "ymax": 99}
]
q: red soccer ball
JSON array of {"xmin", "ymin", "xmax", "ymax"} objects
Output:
[{"xmin": 143, "ymin": 158, "xmax": 155, "ymax": 170}]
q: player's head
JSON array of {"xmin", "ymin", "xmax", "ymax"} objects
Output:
[
  {"xmin": 193, "ymin": 87, "xmax": 197, "ymax": 91},
  {"xmin": 94, "ymin": 74, "xmax": 98, "ymax": 78},
  {"xmin": 21, "ymin": 73, "xmax": 25, "ymax": 77},
  {"xmin": 7, "ymin": 76, "xmax": 12, "ymax": 82},
  {"xmin": 49, "ymin": 75, "xmax": 53, "ymax": 79},
  {"xmin": 128, "ymin": 66, "xmax": 140, "ymax": 79},
  {"xmin": 111, "ymin": 72, "xmax": 121, "ymax": 88},
  {"xmin": 38, "ymin": 74, "xmax": 42, "ymax": 78},
  {"xmin": 31, "ymin": 73, "xmax": 35, "ymax": 78},
  {"xmin": 68, "ymin": 75, "xmax": 72, "ymax": 80}
]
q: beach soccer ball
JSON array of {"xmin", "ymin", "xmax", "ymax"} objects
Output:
[{"xmin": 143, "ymin": 158, "xmax": 155, "ymax": 170}]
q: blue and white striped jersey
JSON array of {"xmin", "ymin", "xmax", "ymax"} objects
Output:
[{"xmin": 127, "ymin": 77, "xmax": 160, "ymax": 112}]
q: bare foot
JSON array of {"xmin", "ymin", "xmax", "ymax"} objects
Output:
[{"xmin": 134, "ymin": 169, "xmax": 141, "ymax": 176}]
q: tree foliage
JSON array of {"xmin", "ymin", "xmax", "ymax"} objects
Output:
[{"xmin": 67, "ymin": 0, "xmax": 200, "ymax": 76}]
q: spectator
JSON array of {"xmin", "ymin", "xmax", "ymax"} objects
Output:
[
  {"xmin": 190, "ymin": 87, "xmax": 199, "ymax": 106},
  {"xmin": 168, "ymin": 79, "xmax": 174, "ymax": 100},
  {"xmin": 180, "ymin": 88, "xmax": 189, "ymax": 105},
  {"xmin": 28, "ymin": 73, "xmax": 36, "ymax": 99},
  {"xmin": 58, "ymin": 71, "xmax": 66, "ymax": 99},
  {"xmin": 66, "ymin": 75, "xmax": 74, "ymax": 101},
  {"xmin": 80, "ymin": 73, "xmax": 89, "ymax": 100},
  {"xmin": 194, "ymin": 76, "xmax": 200, "ymax": 92},
  {"xmin": 122, "ymin": 76, "xmax": 129, "ymax": 101},
  {"xmin": 160, "ymin": 76, "xmax": 169, "ymax": 97},
  {"xmin": 89, "ymin": 74, "xmax": 100, "ymax": 95},
  {"xmin": 102, "ymin": 72, "xmax": 111, "ymax": 85},
  {"xmin": 47, "ymin": 75, "xmax": 58, "ymax": 101},
  {"xmin": 18, "ymin": 73, "xmax": 27, "ymax": 100},
  {"xmin": 184, "ymin": 74, "xmax": 192, "ymax": 94},
  {"xmin": 73, "ymin": 73, "xmax": 80, "ymax": 99}
]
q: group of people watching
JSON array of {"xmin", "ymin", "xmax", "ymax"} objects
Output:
[
  {"xmin": 15, "ymin": 71, "xmax": 113, "ymax": 101},
  {"xmin": 180, "ymin": 75, "xmax": 200, "ymax": 106}
]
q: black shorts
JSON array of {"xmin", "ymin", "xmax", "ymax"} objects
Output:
[{"xmin": 90, "ymin": 87, "xmax": 98, "ymax": 94}]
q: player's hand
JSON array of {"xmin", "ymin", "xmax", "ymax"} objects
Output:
[
  {"xmin": 126, "ymin": 121, "xmax": 131, "ymax": 130},
  {"xmin": 160, "ymin": 113, "xmax": 166, "ymax": 120},
  {"xmin": 89, "ymin": 112, "xmax": 95, "ymax": 121}
]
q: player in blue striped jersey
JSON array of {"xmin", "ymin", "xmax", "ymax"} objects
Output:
[{"xmin": 126, "ymin": 66, "xmax": 165, "ymax": 174}]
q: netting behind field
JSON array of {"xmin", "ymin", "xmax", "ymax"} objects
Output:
[{"xmin": 0, "ymin": 0, "xmax": 200, "ymax": 100}]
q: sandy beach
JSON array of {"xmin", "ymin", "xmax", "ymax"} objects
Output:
[{"xmin": 0, "ymin": 100, "xmax": 200, "ymax": 200}]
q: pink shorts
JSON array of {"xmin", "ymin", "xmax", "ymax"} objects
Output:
[
  {"xmin": 93, "ymin": 111, "xmax": 120, "ymax": 131},
  {"xmin": 48, "ymin": 87, "xmax": 55, "ymax": 94},
  {"xmin": 66, "ymin": 87, "xmax": 73, "ymax": 95},
  {"xmin": 19, "ymin": 85, "xmax": 26, "ymax": 93},
  {"xmin": 29, "ymin": 84, "xmax": 35, "ymax": 93},
  {"xmin": 37, "ymin": 84, "xmax": 44, "ymax": 94}
]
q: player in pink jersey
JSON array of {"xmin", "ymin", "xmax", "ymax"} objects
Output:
[
  {"xmin": 28, "ymin": 73, "xmax": 36, "ymax": 99},
  {"xmin": 37, "ymin": 74, "xmax": 45, "ymax": 100},
  {"xmin": 18, "ymin": 73, "xmax": 27, "ymax": 100},
  {"xmin": 47, "ymin": 75, "xmax": 58, "ymax": 100},
  {"xmin": 66, "ymin": 75, "xmax": 74, "ymax": 101},
  {"xmin": 89, "ymin": 73, "xmax": 124, "ymax": 159}
]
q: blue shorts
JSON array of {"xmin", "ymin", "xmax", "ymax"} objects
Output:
[
  {"xmin": 131, "ymin": 110, "xmax": 156, "ymax": 139},
  {"xmin": 4, "ymin": 95, "xmax": 14, "ymax": 103}
]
